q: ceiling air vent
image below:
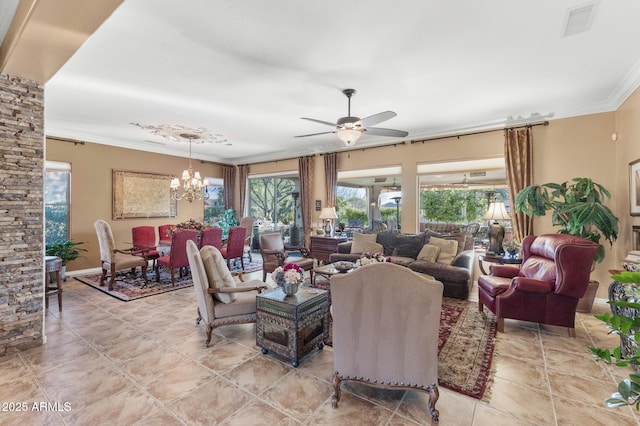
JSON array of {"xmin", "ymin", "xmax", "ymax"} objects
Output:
[
  {"xmin": 374, "ymin": 177, "xmax": 387, "ymax": 183},
  {"xmin": 562, "ymin": 2, "xmax": 597, "ymax": 37}
]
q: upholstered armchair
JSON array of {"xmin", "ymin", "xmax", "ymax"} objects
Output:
[
  {"xmin": 156, "ymin": 229, "xmax": 198, "ymax": 285},
  {"xmin": 259, "ymin": 232, "xmax": 314, "ymax": 282},
  {"xmin": 186, "ymin": 240, "xmax": 267, "ymax": 346},
  {"xmin": 331, "ymin": 262, "xmax": 443, "ymax": 423},
  {"xmin": 478, "ymin": 234, "xmax": 598, "ymax": 337},
  {"xmin": 239, "ymin": 216, "xmax": 255, "ymax": 262},
  {"xmin": 158, "ymin": 224, "xmax": 174, "ymax": 247},
  {"xmin": 94, "ymin": 219, "xmax": 148, "ymax": 291}
]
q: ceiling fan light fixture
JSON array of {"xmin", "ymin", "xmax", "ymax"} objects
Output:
[{"xmin": 337, "ymin": 128, "xmax": 362, "ymax": 146}]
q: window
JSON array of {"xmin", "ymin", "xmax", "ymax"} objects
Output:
[
  {"xmin": 336, "ymin": 186, "xmax": 368, "ymax": 229},
  {"xmin": 45, "ymin": 161, "xmax": 71, "ymax": 245},
  {"xmin": 248, "ymin": 173, "xmax": 300, "ymax": 243},
  {"xmin": 203, "ymin": 178, "xmax": 225, "ymax": 227}
]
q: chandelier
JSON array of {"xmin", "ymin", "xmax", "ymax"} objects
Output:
[{"xmin": 170, "ymin": 134, "xmax": 210, "ymax": 202}]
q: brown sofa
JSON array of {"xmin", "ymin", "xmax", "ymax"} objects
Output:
[{"xmin": 329, "ymin": 229, "xmax": 474, "ymax": 299}]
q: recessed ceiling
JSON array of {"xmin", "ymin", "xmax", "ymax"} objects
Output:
[{"xmin": 43, "ymin": 0, "xmax": 640, "ymax": 165}]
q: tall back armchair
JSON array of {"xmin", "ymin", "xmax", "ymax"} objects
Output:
[
  {"xmin": 259, "ymin": 232, "xmax": 314, "ymax": 282},
  {"xmin": 478, "ymin": 234, "xmax": 598, "ymax": 337},
  {"xmin": 94, "ymin": 219, "xmax": 148, "ymax": 291},
  {"xmin": 330, "ymin": 262, "xmax": 443, "ymax": 423},
  {"xmin": 199, "ymin": 227, "xmax": 223, "ymax": 250},
  {"xmin": 156, "ymin": 229, "xmax": 198, "ymax": 285},
  {"xmin": 220, "ymin": 226, "xmax": 246, "ymax": 270},
  {"xmin": 132, "ymin": 226, "xmax": 160, "ymax": 268},
  {"xmin": 239, "ymin": 216, "xmax": 255, "ymax": 262},
  {"xmin": 158, "ymin": 224, "xmax": 175, "ymax": 246}
]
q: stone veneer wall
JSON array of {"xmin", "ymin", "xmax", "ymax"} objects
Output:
[{"xmin": 0, "ymin": 74, "xmax": 44, "ymax": 355}]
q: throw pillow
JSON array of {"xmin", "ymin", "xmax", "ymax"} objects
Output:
[
  {"xmin": 426, "ymin": 231, "xmax": 468, "ymax": 255},
  {"xmin": 417, "ymin": 244, "xmax": 441, "ymax": 263},
  {"xmin": 429, "ymin": 236, "xmax": 458, "ymax": 265},
  {"xmin": 351, "ymin": 233, "xmax": 378, "ymax": 254},
  {"xmin": 391, "ymin": 232, "xmax": 427, "ymax": 259},
  {"xmin": 200, "ymin": 245, "xmax": 237, "ymax": 303},
  {"xmin": 375, "ymin": 229, "xmax": 397, "ymax": 256}
]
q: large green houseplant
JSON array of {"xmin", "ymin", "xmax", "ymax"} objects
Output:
[
  {"xmin": 45, "ymin": 240, "xmax": 87, "ymax": 280},
  {"xmin": 514, "ymin": 177, "xmax": 619, "ymax": 263},
  {"xmin": 589, "ymin": 271, "xmax": 640, "ymax": 410}
]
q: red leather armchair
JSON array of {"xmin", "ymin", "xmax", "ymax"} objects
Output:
[{"xmin": 478, "ymin": 234, "xmax": 598, "ymax": 337}]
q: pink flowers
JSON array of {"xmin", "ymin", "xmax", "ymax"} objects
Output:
[{"xmin": 274, "ymin": 263, "xmax": 304, "ymax": 286}]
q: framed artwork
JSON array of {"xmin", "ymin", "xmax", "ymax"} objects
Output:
[
  {"xmin": 112, "ymin": 170, "xmax": 177, "ymax": 219},
  {"xmin": 631, "ymin": 159, "xmax": 640, "ymax": 216}
]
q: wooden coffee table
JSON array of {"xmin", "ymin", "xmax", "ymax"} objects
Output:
[{"xmin": 312, "ymin": 262, "xmax": 355, "ymax": 284}]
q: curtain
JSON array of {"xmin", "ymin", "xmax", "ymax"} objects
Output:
[
  {"xmin": 222, "ymin": 165, "xmax": 236, "ymax": 210},
  {"xmin": 298, "ymin": 156, "xmax": 314, "ymax": 247},
  {"xmin": 238, "ymin": 164, "xmax": 249, "ymax": 216},
  {"xmin": 505, "ymin": 127, "xmax": 534, "ymax": 241},
  {"xmin": 324, "ymin": 152, "xmax": 337, "ymax": 208}
]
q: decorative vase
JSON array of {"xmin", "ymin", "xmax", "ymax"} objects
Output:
[{"xmin": 282, "ymin": 281, "xmax": 300, "ymax": 296}]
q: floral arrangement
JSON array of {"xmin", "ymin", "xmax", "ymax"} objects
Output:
[
  {"xmin": 355, "ymin": 252, "xmax": 389, "ymax": 267},
  {"xmin": 170, "ymin": 219, "xmax": 206, "ymax": 235},
  {"xmin": 273, "ymin": 263, "xmax": 305, "ymax": 286}
]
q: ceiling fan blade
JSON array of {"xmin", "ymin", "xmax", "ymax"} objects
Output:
[
  {"xmin": 294, "ymin": 131, "xmax": 336, "ymax": 138},
  {"xmin": 365, "ymin": 127, "xmax": 408, "ymax": 137},
  {"xmin": 359, "ymin": 111, "xmax": 397, "ymax": 127},
  {"xmin": 301, "ymin": 117, "xmax": 337, "ymax": 127}
]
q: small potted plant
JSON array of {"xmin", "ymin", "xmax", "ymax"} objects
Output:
[
  {"xmin": 502, "ymin": 239, "xmax": 520, "ymax": 258},
  {"xmin": 45, "ymin": 240, "xmax": 87, "ymax": 280},
  {"xmin": 589, "ymin": 270, "xmax": 640, "ymax": 409}
]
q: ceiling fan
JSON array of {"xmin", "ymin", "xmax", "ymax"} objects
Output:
[{"xmin": 294, "ymin": 88, "xmax": 408, "ymax": 146}]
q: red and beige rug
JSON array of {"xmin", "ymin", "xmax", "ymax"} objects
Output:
[{"xmin": 314, "ymin": 279, "xmax": 497, "ymax": 400}]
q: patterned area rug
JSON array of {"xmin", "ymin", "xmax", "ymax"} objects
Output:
[
  {"xmin": 313, "ymin": 280, "xmax": 497, "ymax": 400},
  {"xmin": 75, "ymin": 258, "xmax": 263, "ymax": 302}
]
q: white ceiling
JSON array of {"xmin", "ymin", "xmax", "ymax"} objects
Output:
[{"xmin": 44, "ymin": 0, "xmax": 640, "ymax": 165}]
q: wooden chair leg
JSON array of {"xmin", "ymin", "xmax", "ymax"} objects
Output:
[
  {"xmin": 170, "ymin": 269, "xmax": 176, "ymax": 286},
  {"xmin": 568, "ymin": 327, "xmax": 576, "ymax": 338},
  {"xmin": 109, "ymin": 265, "xmax": 117, "ymax": 291},
  {"xmin": 496, "ymin": 317, "xmax": 505, "ymax": 332},
  {"xmin": 478, "ymin": 300, "xmax": 484, "ymax": 312}
]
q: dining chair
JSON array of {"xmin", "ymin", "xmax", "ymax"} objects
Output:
[
  {"xmin": 199, "ymin": 227, "xmax": 223, "ymax": 249},
  {"xmin": 158, "ymin": 224, "xmax": 175, "ymax": 247},
  {"xmin": 156, "ymin": 229, "xmax": 198, "ymax": 285},
  {"xmin": 239, "ymin": 216, "xmax": 255, "ymax": 262},
  {"xmin": 259, "ymin": 232, "xmax": 314, "ymax": 282},
  {"xmin": 94, "ymin": 219, "xmax": 148, "ymax": 290},
  {"xmin": 132, "ymin": 226, "xmax": 160, "ymax": 268},
  {"xmin": 220, "ymin": 226, "xmax": 246, "ymax": 270}
]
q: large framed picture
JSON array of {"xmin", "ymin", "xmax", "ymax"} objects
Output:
[
  {"xmin": 631, "ymin": 159, "xmax": 640, "ymax": 216},
  {"xmin": 113, "ymin": 170, "xmax": 177, "ymax": 219}
]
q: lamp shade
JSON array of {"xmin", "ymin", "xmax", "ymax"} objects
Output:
[
  {"xmin": 319, "ymin": 207, "xmax": 337, "ymax": 220},
  {"xmin": 482, "ymin": 202, "xmax": 510, "ymax": 221}
]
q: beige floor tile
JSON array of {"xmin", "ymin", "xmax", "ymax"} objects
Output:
[
  {"xmin": 472, "ymin": 404, "xmax": 539, "ymax": 425},
  {"xmin": 168, "ymin": 376, "xmax": 252, "ymax": 424},
  {"xmin": 340, "ymin": 381, "xmax": 406, "ymax": 412},
  {"xmin": 296, "ymin": 346, "xmax": 334, "ymax": 383},
  {"xmin": 0, "ymin": 375, "xmax": 48, "ymax": 402},
  {"xmin": 485, "ymin": 376, "xmax": 555, "ymax": 424},
  {"xmin": 219, "ymin": 398, "xmax": 299, "ymax": 426},
  {"xmin": 60, "ymin": 386, "xmax": 160, "ymax": 425},
  {"xmin": 0, "ymin": 408, "xmax": 64, "ymax": 426},
  {"xmin": 494, "ymin": 336, "xmax": 543, "ymax": 365},
  {"xmin": 0, "ymin": 354, "xmax": 31, "ymax": 383},
  {"xmin": 197, "ymin": 341, "xmax": 259, "ymax": 374},
  {"xmin": 491, "ymin": 353, "xmax": 548, "ymax": 391},
  {"xmin": 548, "ymin": 370, "xmax": 628, "ymax": 410},
  {"xmin": 143, "ymin": 359, "xmax": 215, "ymax": 402},
  {"xmin": 21, "ymin": 340, "xmax": 102, "ymax": 374},
  {"xmin": 120, "ymin": 346, "xmax": 188, "ymax": 382},
  {"xmin": 224, "ymin": 353, "xmax": 292, "ymax": 395},
  {"xmin": 261, "ymin": 369, "xmax": 333, "ymax": 421},
  {"xmin": 544, "ymin": 346, "xmax": 612, "ymax": 382},
  {"xmin": 553, "ymin": 394, "xmax": 638, "ymax": 426},
  {"xmin": 312, "ymin": 392, "xmax": 395, "ymax": 425},
  {"xmin": 397, "ymin": 387, "xmax": 475, "ymax": 426}
]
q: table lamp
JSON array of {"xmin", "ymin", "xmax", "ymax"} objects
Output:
[
  {"xmin": 319, "ymin": 207, "xmax": 337, "ymax": 237},
  {"xmin": 482, "ymin": 202, "xmax": 510, "ymax": 254}
]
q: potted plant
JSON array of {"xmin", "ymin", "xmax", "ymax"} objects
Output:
[
  {"xmin": 589, "ymin": 270, "xmax": 640, "ymax": 409},
  {"xmin": 45, "ymin": 240, "xmax": 87, "ymax": 280},
  {"xmin": 514, "ymin": 177, "xmax": 619, "ymax": 311}
]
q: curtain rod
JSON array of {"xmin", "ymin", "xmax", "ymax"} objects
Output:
[
  {"xmin": 410, "ymin": 121, "xmax": 549, "ymax": 144},
  {"xmin": 237, "ymin": 154, "xmax": 315, "ymax": 167},
  {"xmin": 319, "ymin": 141, "xmax": 407, "ymax": 156},
  {"xmin": 47, "ymin": 136, "xmax": 85, "ymax": 145}
]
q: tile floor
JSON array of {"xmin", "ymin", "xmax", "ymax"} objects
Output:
[{"xmin": 1, "ymin": 272, "xmax": 639, "ymax": 425}]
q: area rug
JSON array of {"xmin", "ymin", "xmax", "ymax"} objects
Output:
[
  {"xmin": 75, "ymin": 270, "xmax": 194, "ymax": 302},
  {"xmin": 314, "ymin": 279, "xmax": 497, "ymax": 400}
]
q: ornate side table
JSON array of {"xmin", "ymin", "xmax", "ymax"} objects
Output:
[
  {"xmin": 608, "ymin": 278, "xmax": 638, "ymax": 362},
  {"xmin": 256, "ymin": 287, "xmax": 329, "ymax": 367},
  {"xmin": 478, "ymin": 253, "xmax": 522, "ymax": 275}
]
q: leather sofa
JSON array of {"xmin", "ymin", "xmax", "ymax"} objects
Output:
[{"xmin": 329, "ymin": 229, "xmax": 474, "ymax": 299}]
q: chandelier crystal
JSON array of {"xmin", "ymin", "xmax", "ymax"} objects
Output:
[{"xmin": 170, "ymin": 134, "xmax": 210, "ymax": 202}]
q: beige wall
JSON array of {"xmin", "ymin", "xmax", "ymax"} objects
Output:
[{"xmin": 46, "ymin": 139, "xmax": 223, "ymax": 271}]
